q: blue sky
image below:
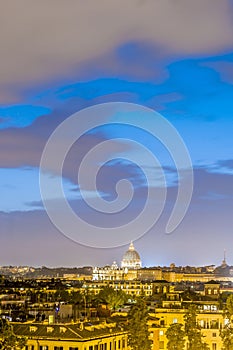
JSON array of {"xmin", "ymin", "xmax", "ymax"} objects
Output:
[{"xmin": 0, "ymin": 1, "xmax": 233, "ymax": 267}]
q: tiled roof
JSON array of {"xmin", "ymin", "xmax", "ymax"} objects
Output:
[{"xmin": 13, "ymin": 322, "xmax": 126, "ymax": 340}]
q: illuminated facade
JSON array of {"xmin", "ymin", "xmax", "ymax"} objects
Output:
[
  {"xmin": 149, "ymin": 306, "xmax": 224, "ymax": 350},
  {"xmin": 93, "ymin": 242, "xmax": 142, "ymax": 281},
  {"xmin": 121, "ymin": 242, "xmax": 141, "ymax": 269},
  {"xmin": 13, "ymin": 321, "xmax": 128, "ymax": 350}
]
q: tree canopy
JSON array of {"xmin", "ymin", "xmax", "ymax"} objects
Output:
[
  {"xmin": 166, "ymin": 323, "xmax": 185, "ymax": 350},
  {"xmin": 184, "ymin": 304, "xmax": 209, "ymax": 350},
  {"xmin": 98, "ymin": 286, "xmax": 127, "ymax": 311},
  {"xmin": 0, "ymin": 318, "xmax": 27, "ymax": 350},
  {"xmin": 127, "ymin": 298, "xmax": 152, "ymax": 350},
  {"xmin": 221, "ymin": 294, "xmax": 233, "ymax": 350}
]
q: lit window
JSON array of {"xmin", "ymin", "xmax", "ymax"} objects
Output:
[
  {"xmin": 173, "ymin": 318, "xmax": 178, "ymax": 323},
  {"xmin": 29, "ymin": 326, "xmax": 37, "ymax": 333},
  {"xmin": 47, "ymin": 327, "xmax": 54, "ymax": 333},
  {"xmin": 199, "ymin": 320, "xmax": 204, "ymax": 328},
  {"xmin": 159, "ymin": 330, "xmax": 164, "ymax": 336}
]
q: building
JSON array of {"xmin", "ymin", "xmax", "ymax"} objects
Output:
[
  {"xmin": 121, "ymin": 242, "xmax": 142, "ymax": 269},
  {"xmin": 81, "ymin": 280, "xmax": 156, "ymax": 297},
  {"xmin": 93, "ymin": 242, "xmax": 142, "ymax": 281},
  {"xmin": 149, "ymin": 305, "xmax": 224, "ymax": 350},
  {"xmin": 93, "ymin": 262, "xmax": 128, "ymax": 281},
  {"xmin": 13, "ymin": 321, "xmax": 128, "ymax": 350}
]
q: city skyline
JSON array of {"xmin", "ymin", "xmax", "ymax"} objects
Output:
[{"xmin": 0, "ymin": 1, "xmax": 233, "ymax": 267}]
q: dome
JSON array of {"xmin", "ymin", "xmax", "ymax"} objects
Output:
[{"xmin": 121, "ymin": 242, "xmax": 142, "ymax": 269}]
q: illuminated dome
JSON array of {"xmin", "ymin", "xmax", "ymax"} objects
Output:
[{"xmin": 121, "ymin": 242, "xmax": 142, "ymax": 269}]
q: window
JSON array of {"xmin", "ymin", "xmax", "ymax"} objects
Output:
[
  {"xmin": 30, "ymin": 326, "xmax": 38, "ymax": 333},
  {"xmin": 159, "ymin": 330, "xmax": 164, "ymax": 336},
  {"xmin": 118, "ymin": 340, "xmax": 121, "ymax": 349},
  {"xmin": 199, "ymin": 320, "xmax": 205, "ymax": 328},
  {"xmin": 211, "ymin": 320, "xmax": 218, "ymax": 329},
  {"xmin": 89, "ymin": 347, "xmax": 93, "ymax": 350},
  {"xmin": 122, "ymin": 339, "xmax": 125, "ymax": 349},
  {"xmin": 69, "ymin": 348, "xmax": 79, "ymax": 350},
  {"xmin": 47, "ymin": 327, "xmax": 54, "ymax": 333},
  {"xmin": 94, "ymin": 346, "xmax": 98, "ymax": 350},
  {"xmin": 159, "ymin": 341, "xmax": 164, "ymax": 349},
  {"xmin": 54, "ymin": 347, "xmax": 63, "ymax": 350},
  {"xmin": 60, "ymin": 327, "xmax": 66, "ymax": 333},
  {"xmin": 212, "ymin": 332, "xmax": 217, "ymax": 337},
  {"xmin": 173, "ymin": 318, "xmax": 178, "ymax": 323},
  {"xmin": 39, "ymin": 347, "xmax": 48, "ymax": 350},
  {"xmin": 212, "ymin": 344, "xmax": 217, "ymax": 350}
]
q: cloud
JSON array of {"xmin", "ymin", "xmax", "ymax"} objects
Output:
[
  {"xmin": 0, "ymin": 105, "xmax": 51, "ymax": 129},
  {"xmin": 0, "ymin": 0, "xmax": 233, "ymax": 102},
  {"xmin": 200, "ymin": 191, "xmax": 230, "ymax": 201},
  {"xmin": 202, "ymin": 60, "xmax": 233, "ymax": 84},
  {"xmin": 0, "ymin": 167, "xmax": 105, "ymax": 213},
  {"xmin": 206, "ymin": 160, "xmax": 233, "ymax": 175},
  {"xmin": 0, "ymin": 166, "xmax": 233, "ymax": 267}
]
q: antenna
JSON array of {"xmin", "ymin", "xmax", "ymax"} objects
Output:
[{"xmin": 222, "ymin": 249, "xmax": 227, "ymax": 267}]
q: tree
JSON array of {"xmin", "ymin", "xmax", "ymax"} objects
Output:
[
  {"xmin": 98, "ymin": 286, "xmax": 127, "ymax": 312},
  {"xmin": 226, "ymin": 294, "xmax": 233, "ymax": 317},
  {"xmin": 54, "ymin": 289, "xmax": 70, "ymax": 302},
  {"xmin": 221, "ymin": 294, "xmax": 233, "ymax": 350},
  {"xmin": 128, "ymin": 298, "xmax": 152, "ymax": 350},
  {"xmin": 69, "ymin": 290, "xmax": 83, "ymax": 321},
  {"xmin": 166, "ymin": 323, "xmax": 185, "ymax": 350},
  {"xmin": 184, "ymin": 304, "xmax": 209, "ymax": 350},
  {"xmin": 0, "ymin": 318, "xmax": 27, "ymax": 350}
]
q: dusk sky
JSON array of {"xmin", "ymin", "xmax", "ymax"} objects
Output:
[{"xmin": 1, "ymin": 1, "xmax": 233, "ymax": 268}]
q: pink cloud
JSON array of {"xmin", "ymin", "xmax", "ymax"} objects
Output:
[{"xmin": 0, "ymin": 0, "xmax": 233, "ymax": 102}]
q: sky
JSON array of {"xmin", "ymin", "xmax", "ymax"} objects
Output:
[{"xmin": 0, "ymin": 0, "xmax": 233, "ymax": 268}]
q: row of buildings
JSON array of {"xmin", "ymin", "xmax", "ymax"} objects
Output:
[
  {"xmin": 93, "ymin": 242, "xmax": 233, "ymax": 283},
  {"xmin": 1, "ymin": 242, "xmax": 233, "ymax": 349},
  {"xmin": 8, "ymin": 280, "xmax": 230, "ymax": 350}
]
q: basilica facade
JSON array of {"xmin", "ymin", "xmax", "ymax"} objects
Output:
[{"xmin": 92, "ymin": 242, "xmax": 142, "ymax": 281}]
